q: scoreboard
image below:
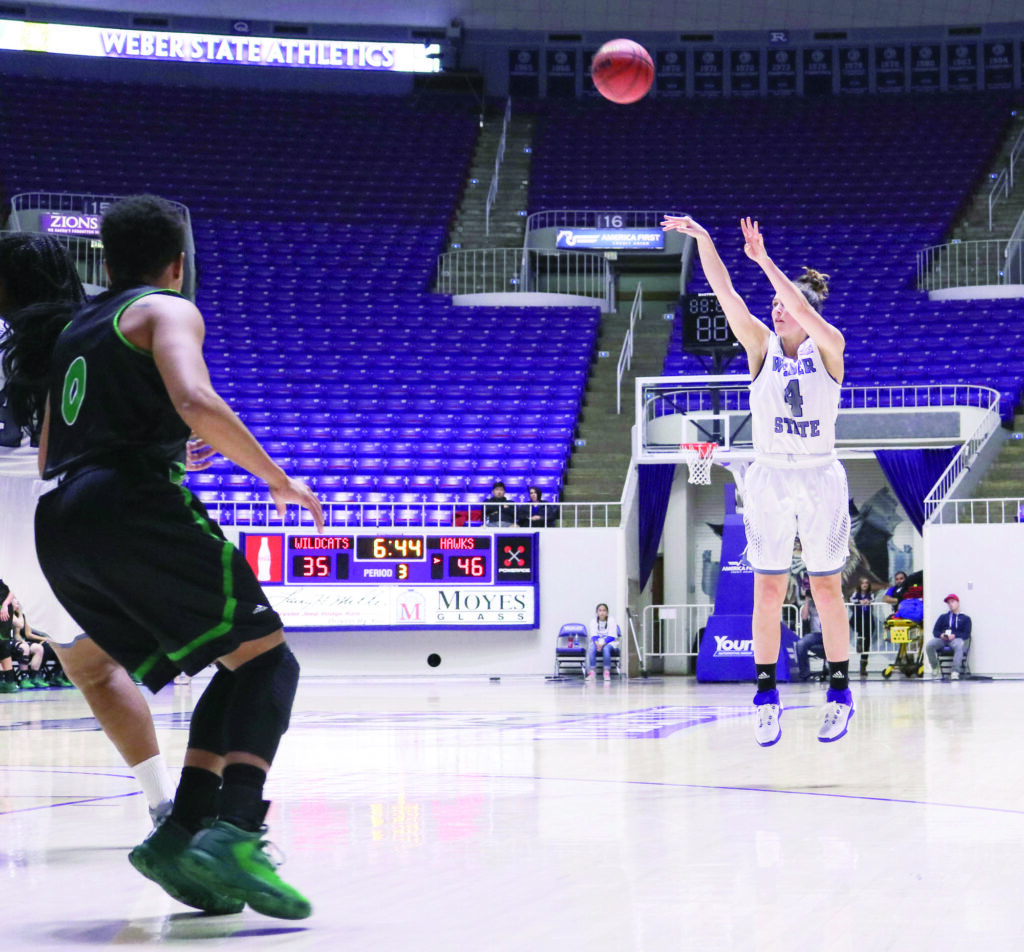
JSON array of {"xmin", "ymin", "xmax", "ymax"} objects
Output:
[{"xmin": 240, "ymin": 531, "xmax": 539, "ymax": 630}]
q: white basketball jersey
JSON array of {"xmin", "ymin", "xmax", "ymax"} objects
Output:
[{"xmin": 749, "ymin": 333, "xmax": 840, "ymax": 459}]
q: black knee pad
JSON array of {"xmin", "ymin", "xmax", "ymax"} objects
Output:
[
  {"xmin": 224, "ymin": 643, "xmax": 300, "ymax": 764},
  {"xmin": 0, "ymin": 640, "xmax": 11, "ymax": 662},
  {"xmin": 188, "ymin": 664, "xmax": 236, "ymax": 756}
]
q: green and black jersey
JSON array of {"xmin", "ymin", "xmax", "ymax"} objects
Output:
[{"xmin": 43, "ymin": 286, "xmax": 191, "ymax": 481}]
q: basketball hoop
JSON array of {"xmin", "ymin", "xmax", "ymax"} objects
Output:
[{"xmin": 680, "ymin": 442, "xmax": 718, "ymax": 485}]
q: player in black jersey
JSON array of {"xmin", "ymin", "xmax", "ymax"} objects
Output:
[{"xmin": 35, "ymin": 195, "xmax": 323, "ymax": 920}]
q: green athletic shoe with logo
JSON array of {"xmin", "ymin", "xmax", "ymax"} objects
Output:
[
  {"xmin": 180, "ymin": 821, "xmax": 312, "ymax": 920},
  {"xmin": 129, "ymin": 817, "xmax": 244, "ymax": 915},
  {"xmin": 0, "ymin": 678, "xmax": 19, "ymax": 693}
]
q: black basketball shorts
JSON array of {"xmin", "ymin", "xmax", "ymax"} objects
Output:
[{"xmin": 35, "ymin": 460, "xmax": 283, "ymax": 692}]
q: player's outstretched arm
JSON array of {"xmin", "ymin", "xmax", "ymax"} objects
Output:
[
  {"xmin": 132, "ymin": 295, "xmax": 324, "ymax": 532},
  {"xmin": 662, "ymin": 215, "xmax": 770, "ymax": 368},
  {"xmin": 739, "ymin": 217, "xmax": 844, "ymax": 376}
]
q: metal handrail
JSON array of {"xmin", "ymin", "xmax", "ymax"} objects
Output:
[
  {"xmin": 927, "ymin": 497, "xmax": 1024, "ymax": 524},
  {"xmin": 916, "ymin": 238, "xmax": 1024, "ymax": 290},
  {"xmin": 923, "ymin": 388, "xmax": 1005, "ymax": 525},
  {"xmin": 8, "ymin": 190, "xmax": 196, "ymax": 297},
  {"xmin": 188, "ymin": 496, "xmax": 623, "ymax": 530},
  {"xmin": 484, "ymin": 97, "xmax": 512, "ymax": 237},
  {"xmin": 436, "ymin": 247, "xmax": 611, "ymax": 302},
  {"xmin": 616, "ymin": 282, "xmax": 643, "ymax": 414},
  {"xmin": 626, "ymin": 608, "xmax": 644, "ymax": 676},
  {"xmin": 526, "ymin": 209, "xmax": 681, "ymax": 235},
  {"xmin": 988, "ymin": 169, "xmax": 1010, "ymax": 231}
]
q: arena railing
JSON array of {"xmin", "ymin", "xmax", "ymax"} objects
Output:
[
  {"xmin": 987, "ymin": 121, "xmax": 1024, "ymax": 230},
  {"xmin": 926, "ymin": 497, "xmax": 1024, "ymax": 524},
  {"xmin": 640, "ymin": 380, "xmax": 1000, "ymax": 456},
  {"xmin": 484, "ymin": 97, "xmax": 512, "ymax": 237},
  {"xmin": 524, "ymin": 209, "xmax": 677, "ymax": 234},
  {"xmin": 436, "ymin": 247, "xmax": 612, "ymax": 306},
  {"xmin": 200, "ymin": 498, "xmax": 623, "ymax": 531},
  {"xmin": 923, "ymin": 385, "xmax": 1003, "ymax": 525},
  {"xmin": 641, "ymin": 602, "xmax": 901, "ymax": 674},
  {"xmin": 616, "ymin": 282, "xmax": 643, "ymax": 414},
  {"xmin": 916, "ymin": 238, "xmax": 1024, "ymax": 291},
  {"xmin": 8, "ymin": 191, "xmax": 196, "ymax": 298}
]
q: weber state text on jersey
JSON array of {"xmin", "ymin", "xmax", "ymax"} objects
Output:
[{"xmin": 749, "ymin": 334, "xmax": 840, "ymax": 459}]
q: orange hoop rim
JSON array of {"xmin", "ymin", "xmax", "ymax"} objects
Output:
[{"xmin": 680, "ymin": 441, "xmax": 718, "ymax": 458}]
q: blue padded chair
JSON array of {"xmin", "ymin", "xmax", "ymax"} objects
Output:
[{"xmin": 554, "ymin": 623, "xmax": 589, "ymax": 677}]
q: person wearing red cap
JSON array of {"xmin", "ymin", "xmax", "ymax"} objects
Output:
[{"xmin": 926, "ymin": 594, "xmax": 972, "ymax": 679}]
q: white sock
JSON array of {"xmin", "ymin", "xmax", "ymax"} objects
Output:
[{"xmin": 132, "ymin": 754, "xmax": 176, "ymax": 810}]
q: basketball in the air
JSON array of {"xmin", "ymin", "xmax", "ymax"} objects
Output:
[{"xmin": 591, "ymin": 39, "xmax": 654, "ymax": 104}]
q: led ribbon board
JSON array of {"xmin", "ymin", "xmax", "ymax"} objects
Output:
[{"xmin": 0, "ymin": 18, "xmax": 441, "ymax": 72}]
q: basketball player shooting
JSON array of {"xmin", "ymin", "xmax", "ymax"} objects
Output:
[{"xmin": 661, "ymin": 214, "xmax": 854, "ymax": 746}]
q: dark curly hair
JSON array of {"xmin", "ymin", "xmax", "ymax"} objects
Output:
[
  {"xmin": 794, "ymin": 266, "xmax": 830, "ymax": 312},
  {"xmin": 100, "ymin": 194, "xmax": 185, "ymax": 288},
  {"xmin": 0, "ymin": 234, "xmax": 87, "ymax": 432}
]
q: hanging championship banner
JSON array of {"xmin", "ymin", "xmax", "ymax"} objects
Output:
[
  {"xmin": 729, "ymin": 49, "xmax": 760, "ymax": 95},
  {"xmin": 767, "ymin": 48, "xmax": 796, "ymax": 95},
  {"xmin": 910, "ymin": 43, "xmax": 940, "ymax": 91},
  {"xmin": 656, "ymin": 49, "xmax": 685, "ymax": 95},
  {"xmin": 838, "ymin": 46, "xmax": 869, "ymax": 93},
  {"xmin": 801, "ymin": 46, "xmax": 834, "ymax": 95},
  {"xmin": 874, "ymin": 44, "xmax": 906, "ymax": 92},
  {"xmin": 946, "ymin": 42, "xmax": 977, "ymax": 91},
  {"xmin": 983, "ymin": 41, "xmax": 1013, "ymax": 90},
  {"xmin": 545, "ymin": 48, "xmax": 576, "ymax": 98},
  {"xmin": 508, "ymin": 48, "xmax": 539, "ymax": 97},
  {"xmin": 693, "ymin": 48, "xmax": 723, "ymax": 96}
]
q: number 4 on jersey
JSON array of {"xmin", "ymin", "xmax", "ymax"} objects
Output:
[{"xmin": 783, "ymin": 378, "xmax": 804, "ymax": 418}]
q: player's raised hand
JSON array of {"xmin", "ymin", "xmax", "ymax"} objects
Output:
[
  {"xmin": 660, "ymin": 214, "xmax": 710, "ymax": 239},
  {"xmin": 740, "ymin": 216, "xmax": 767, "ymax": 263},
  {"xmin": 269, "ymin": 476, "xmax": 324, "ymax": 533},
  {"xmin": 185, "ymin": 434, "xmax": 217, "ymax": 471}
]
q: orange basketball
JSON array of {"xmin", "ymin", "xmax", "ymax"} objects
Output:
[{"xmin": 591, "ymin": 39, "xmax": 654, "ymax": 104}]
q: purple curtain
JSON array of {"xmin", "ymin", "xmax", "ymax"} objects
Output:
[
  {"xmin": 638, "ymin": 464, "xmax": 676, "ymax": 589},
  {"xmin": 874, "ymin": 447, "xmax": 958, "ymax": 533}
]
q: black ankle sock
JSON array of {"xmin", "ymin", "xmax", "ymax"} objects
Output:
[
  {"xmin": 829, "ymin": 660, "xmax": 850, "ymax": 693},
  {"xmin": 170, "ymin": 766, "xmax": 222, "ymax": 835},
  {"xmin": 755, "ymin": 663, "xmax": 777, "ymax": 693},
  {"xmin": 219, "ymin": 763, "xmax": 269, "ymax": 832},
  {"xmin": 2, "ymin": 670, "xmax": 16, "ymax": 683}
]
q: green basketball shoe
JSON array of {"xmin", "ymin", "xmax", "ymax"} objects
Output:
[
  {"xmin": 180, "ymin": 820, "xmax": 312, "ymax": 920},
  {"xmin": 129, "ymin": 817, "xmax": 244, "ymax": 915}
]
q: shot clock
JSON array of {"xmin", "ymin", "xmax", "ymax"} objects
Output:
[{"xmin": 679, "ymin": 292, "xmax": 741, "ymax": 356}]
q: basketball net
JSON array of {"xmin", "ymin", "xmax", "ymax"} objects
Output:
[{"xmin": 680, "ymin": 442, "xmax": 717, "ymax": 485}]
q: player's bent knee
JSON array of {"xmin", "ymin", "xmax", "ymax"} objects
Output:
[{"xmin": 224, "ymin": 644, "xmax": 300, "ymax": 763}]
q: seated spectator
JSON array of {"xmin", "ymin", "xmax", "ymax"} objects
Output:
[
  {"xmin": 517, "ymin": 485, "xmax": 560, "ymax": 528},
  {"xmin": 881, "ymin": 571, "xmax": 909, "ymax": 613},
  {"xmin": 926, "ymin": 593, "xmax": 972, "ymax": 679},
  {"xmin": 483, "ymin": 480, "xmax": 516, "ymax": 527},
  {"xmin": 795, "ymin": 592, "xmax": 824, "ymax": 681},
  {"xmin": 11, "ymin": 599, "xmax": 72, "ymax": 687},
  {"xmin": 585, "ymin": 602, "xmax": 619, "ymax": 681}
]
